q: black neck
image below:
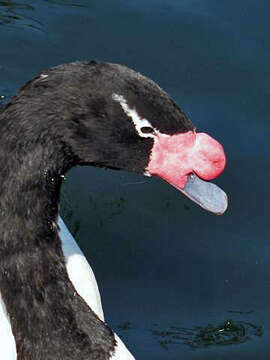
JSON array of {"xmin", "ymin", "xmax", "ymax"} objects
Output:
[{"xmin": 0, "ymin": 115, "xmax": 115, "ymax": 359}]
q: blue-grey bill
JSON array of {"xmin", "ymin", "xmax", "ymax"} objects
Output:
[{"xmin": 181, "ymin": 173, "xmax": 228, "ymax": 215}]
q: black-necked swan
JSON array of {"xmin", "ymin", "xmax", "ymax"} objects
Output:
[{"xmin": 0, "ymin": 61, "xmax": 227, "ymax": 360}]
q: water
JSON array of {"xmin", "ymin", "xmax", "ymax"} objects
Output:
[{"xmin": 1, "ymin": 0, "xmax": 270, "ymax": 358}]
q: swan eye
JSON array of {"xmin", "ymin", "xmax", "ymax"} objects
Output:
[
  {"xmin": 112, "ymin": 93, "xmax": 161, "ymax": 138},
  {"xmin": 141, "ymin": 126, "xmax": 154, "ymax": 134}
]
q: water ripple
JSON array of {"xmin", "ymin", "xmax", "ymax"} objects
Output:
[{"xmin": 0, "ymin": 0, "xmax": 84, "ymax": 31}]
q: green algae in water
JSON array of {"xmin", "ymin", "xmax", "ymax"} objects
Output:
[{"xmin": 151, "ymin": 319, "xmax": 263, "ymax": 350}]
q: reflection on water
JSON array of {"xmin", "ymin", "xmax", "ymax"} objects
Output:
[
  {"xmin": 0, "ymin": 0, "xmax": 83, "ymax": 30},
  {"xmin": 151, "ymin": 318, "xmax": 263, "ymax": 350},
  {"xmin": 43, "ymin": 0, "xmax": 84, "ymax": 6},
  {"xmin": 0, "ymin": 0, "xmax": 43, "ymax": 30}
]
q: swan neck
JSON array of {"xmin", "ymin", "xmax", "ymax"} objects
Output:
[
  {"xmin": 0, "ymin": 128, "xmax": 116, "ymax": 359},
  {"xmin": 0, "ymin": 138, "xmax": 71, "ymax": 343}
]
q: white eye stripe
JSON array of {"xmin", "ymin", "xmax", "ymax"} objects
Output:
[{"xmin": 112, "ymin": 93, "xmax": 166, "ymax": 138}]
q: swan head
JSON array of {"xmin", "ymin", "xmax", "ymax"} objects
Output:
[{"xmin": 7, "ymin": 61, "xmax": 227, "ymax": 214}]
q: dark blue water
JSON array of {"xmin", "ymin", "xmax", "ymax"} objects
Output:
[{"xmin": 1, "ymin": 1, "xmax": 270, "ymax": 358}]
